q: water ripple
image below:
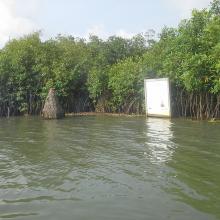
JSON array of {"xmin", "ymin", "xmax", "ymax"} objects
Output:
[{"xmin": 0, "ymin": 116, "xmax": 219, "ymax": 220}]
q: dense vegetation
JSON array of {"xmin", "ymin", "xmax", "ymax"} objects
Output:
[{"xmin": 0, "ymin": 0, "xmax": 220, "ymax": 119}]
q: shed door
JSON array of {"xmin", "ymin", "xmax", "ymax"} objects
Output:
[{"xmin": 145, "ymin": 78, "xmax": 171, "ymax": 117}]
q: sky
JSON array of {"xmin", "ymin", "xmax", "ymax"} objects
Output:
[{"xmin": 0, "ymin": 0, "xmax": 211, "ymax": 47}]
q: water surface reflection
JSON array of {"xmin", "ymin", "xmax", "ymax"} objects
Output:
[
  {"xmin": 144, "ymin": 118, "xmax": 175, "ymax": 164},
  {"xmin": 0, "ymin": 116, "xmax": 219, "ymax": 220}
]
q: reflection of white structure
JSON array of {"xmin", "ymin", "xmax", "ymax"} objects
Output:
[
  {"xmin": 144, "ymin": 118, "xmax": 175, "ymax": 164},
  {"xmin": 144, "ymin": 78, "xmax": 171, "ymax": 117}
]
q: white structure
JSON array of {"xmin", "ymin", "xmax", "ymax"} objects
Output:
[{"xmin": 144, "ymin": 78, "xmax": 171, "ymax": 117}]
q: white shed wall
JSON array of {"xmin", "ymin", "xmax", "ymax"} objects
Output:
[{"xmin": 144, "ymin": 78, "xmax": 171, "ymax": 117}]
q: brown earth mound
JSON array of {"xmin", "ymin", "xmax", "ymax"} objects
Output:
[{"xmin": 42, "ymin": 88, "xmax": 64, "ymax": 119}]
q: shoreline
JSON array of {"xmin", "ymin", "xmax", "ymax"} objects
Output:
[
  {"xmin": 66, "ymin": 112, "xmax": 145, "ymax": 117},
  {"xmin": 66, "ymin": 112, "xmax": 220, "ymax": 123},
  {"xmin": 1, "ymin": 112, "xmax": 220, "ymax": 122}
]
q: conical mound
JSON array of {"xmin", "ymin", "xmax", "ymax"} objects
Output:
[{"xmin": 42, "ymin": 88, "xmax": 65, "ymax": 119}]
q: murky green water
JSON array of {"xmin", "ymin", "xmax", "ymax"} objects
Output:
[{"xmin": 0, "ymin": 116, "xmax": 220, "ymax": 220}]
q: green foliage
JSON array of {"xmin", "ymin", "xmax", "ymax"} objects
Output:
[
  {"xmin": 108, "ymin": 57, "xmax": 145, "ymax": 112},
  {"xmin": 0, "ymin": 0, "xmax": 220, "ymax": 116},
  {"xmin": 0, "ymin": 32, "xmax": 42, "ymax": 115},
  {"xmin": 143, "ymin": 5, "xmax": 220, "ymax": 95},
  {"xmin": 86, "ymin": 34, "xmax": 148, "ymax": 108},
  {"xmin": 210, "ymin": 0, "xmax": 220, "ymax": 15}
]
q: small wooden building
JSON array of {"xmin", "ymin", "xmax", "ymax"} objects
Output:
[{"xmin": 144, "ymin": 78, "xmax": 171, "ymax": 117}]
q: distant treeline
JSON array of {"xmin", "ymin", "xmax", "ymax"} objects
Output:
[{"xmin": 0, "ymin": 0, "xmax": 220, "ymax": 119}]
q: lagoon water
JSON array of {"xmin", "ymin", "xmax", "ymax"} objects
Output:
[{"xmin": 0, "ymin": 116, "xmax": 220, "ymax": 220}]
